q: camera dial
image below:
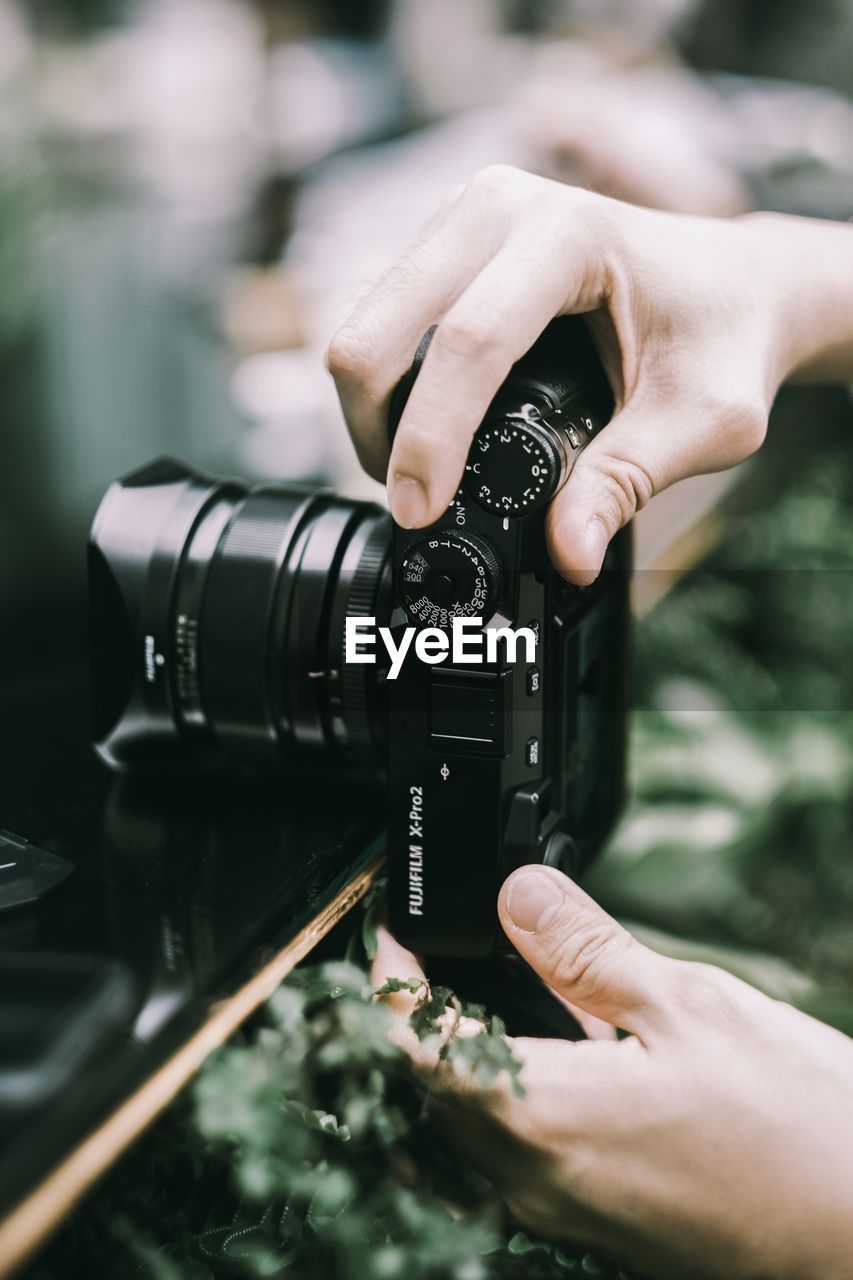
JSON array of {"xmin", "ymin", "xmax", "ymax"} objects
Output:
[
  {"xmin": 400, "ymin": 529, "xmax": 503, "ymax": 629},
  {"xmin": 463, "ymin": 406, "xmax": 595, "ymax": 518}
]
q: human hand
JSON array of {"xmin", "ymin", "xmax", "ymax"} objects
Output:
[
  {"xmin": 327, "ymin": 166, "xmax": 853, "ymax": 583},
  {"xmin": 373, "ymin": 867, "xmax": 853, "ymax": 1279}
]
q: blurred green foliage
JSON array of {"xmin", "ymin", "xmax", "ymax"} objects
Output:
[{"xmin": 589, "ymin": 407, "xmax": 853, "ymax": 1031}]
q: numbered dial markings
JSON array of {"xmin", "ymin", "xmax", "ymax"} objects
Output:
[
  {"xmin": 400, "ymin": 530, "xmax": 503, "ymax": 629},
  {"xmin": 464, "ymin": 421, "xmax": 561, "ymax": 517}
]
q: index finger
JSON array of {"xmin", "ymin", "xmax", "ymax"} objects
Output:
[
  {"xmin": 325, "ymin": 185, "xmax": 502, "ymax": 481},
  {"xmin": 386, "ymin": 201, "xmax": 610, "ymax": 528},
  {"xmin": 371, "ymin": 922, "xmax": 428, "ymax": 1018}
]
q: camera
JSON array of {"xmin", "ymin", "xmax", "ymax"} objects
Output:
[
  {"xmin": 88, "ymin": 317, "xmax": 630, "ymax": 958},
  {"xmin": 384, "ymin": 318, "xmax": 629, "ymax": 955}
]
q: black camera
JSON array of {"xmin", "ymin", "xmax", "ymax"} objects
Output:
[
  {"xmin": 384, "ymin": 318, "xmax": 629, "ymax": 955},
  {"xmin": 88, "ymin": 317, "xmax": 630, "ymax": 958}
]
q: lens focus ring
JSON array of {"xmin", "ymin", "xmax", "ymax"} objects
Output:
[
  {"xmin": 336, "ymin": 513, "xmax": 392, "ymax": 752},
  {"xmin": 199, "ymin": 489, "xmax": 315, "ymax": 755}
]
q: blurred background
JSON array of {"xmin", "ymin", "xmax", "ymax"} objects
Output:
[
  {"xmin": 5, "ymin": 4, "xmax": 853, "ymax": 1276},
  {"xmin": 4, "ymin": 0, "xmax": 853, "ymax": 613}
]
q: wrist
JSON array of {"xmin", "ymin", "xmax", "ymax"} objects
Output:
[{"xmin": 739, "ymin": 210, "xmax": 853, "ymax": 387}]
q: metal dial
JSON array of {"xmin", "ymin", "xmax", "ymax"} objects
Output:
[
  {"xmin": 463, "ymin": 418, "xmax": 562, "ymax": 517},
  {"xmin": 400, "ymin": 530, "xmax": 503, "ymax": 629}
]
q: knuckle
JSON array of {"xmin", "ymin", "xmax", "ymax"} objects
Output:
[
  {"xmin": 505, "ymin": 1180, "xmax": 581, "ymax": 1239},
  {"xmin": 435, "ymin": 181, "xmax": 468, "ymax": 219},
  {"xmin": 557, "ymin": 187, "xmax": 621, "ymax": 249},
  {"xmin": 571, "ymin": 187, "xmax": 616, "ymax": 234},
  {"xmin": 670, "ymin": 960, "xmax": 745, "ymax": 1027},
  {"xmin": 469, "ymin": 162, "xmax": 521, "ymax": 195},
  {"xmin": 394, "ymin": 417, "xmax": 448, "ymax": 464},
  {"xmin": 384, "ymin": 245, "xmax": 436, "ymax": 297},
  {"xmin": 704, "ymin": 390, "xmax": 768, "ymax": 460},
  {"xmin": 504, "ymin": 1189, "xmax": 549, "ymax": 1235},
  {"xmin": 544, "ymin": 917, "xmax": 632, "ymax": 1001},
  {"xmin": 731, "ymin": 396, "xmax": 768, "ymax": 455},
  {"xmin": 437, "ymin": 306, "xmax": 504, "ymax": 363},
  {"xmin": 325, "ymin": 322, "xmax": 375, "ymax": 383},
  {"xmin": 597, "ymin": 455, "xmax": 655, "ymax": 529}
]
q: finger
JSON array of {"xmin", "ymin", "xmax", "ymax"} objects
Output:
[
  {"xmin": 371, "ymin": 924, "xmax": 428, "ymax": 1017},
  {"xmin": 371, "ymin": 929, "xmax": 538, "ymax": 1115},
  {"xmin": 418, "ymin": 181, "xmax": 467, "ymax": 237},
  {"xmin": 545, "ymin": 404, "xmax": 668, "ymax": 584},
  {"xmin": 325, "ymin": 190, "xmax": 506, "ymax": 481},
  {"xmin": 386, "ymin": 222, "xmax": 599, "ymax": 528},
  {"xmin": 498, "ymin": 865, "xmax": 680, "ymax": 1042},
  {"xmin": 546, "ymin": 389, "xmax": 767, "ymax": 584},
  {"xmin": 560, "ymin": 997, "xmax": 617, "ymax": 1041},
  {"xmin": 371, "ymin": 926, "xmax": 489, "ymax": 1083}
]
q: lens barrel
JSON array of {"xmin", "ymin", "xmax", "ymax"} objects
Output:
[{"xmin": 89, "ymin": 459, "xmax": 391, "ymax": 768}]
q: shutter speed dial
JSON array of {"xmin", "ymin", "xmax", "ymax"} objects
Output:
[{"xmin": 400, "ymin": 530, "xmax": 503, "ymax": 630}]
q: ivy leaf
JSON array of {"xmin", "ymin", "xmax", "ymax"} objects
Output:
[
  {"xmin": 507, "ymin": 1232, "xmax": 539, "ymax": 1255},
  {"xmin": 374, "ymin": 976, "xmax": 426, "ymax": 995},
  {"xmin": 445, "ymin": 1029, "xmax": 525, "ymax": 1097},
  {"xmin": 409, "ymin": 984, "xmax": 456, "ymax": 1040}
]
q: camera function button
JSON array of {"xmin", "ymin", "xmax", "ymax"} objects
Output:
[
  {"xmin": 525, "ymin": 666, "xmax": 541, "ymax": 696},
  {"xmin": 525, "ymin": 736, "xmax": 541, "ymax": 768}
]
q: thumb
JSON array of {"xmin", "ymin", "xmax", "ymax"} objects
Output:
[
  {"xmin": 498, "ymin": 865, "xmax": 675, "ymax": 1040},
  {"xmin": 545, "ymin": 405, "xmax": 679, "ymax": 585}
]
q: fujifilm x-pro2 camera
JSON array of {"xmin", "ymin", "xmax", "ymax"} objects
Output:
[{"xmin": 89, "ymin": 317, "xmax": 630, "ymax": 957}]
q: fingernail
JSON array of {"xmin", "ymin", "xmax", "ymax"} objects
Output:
[
  {"xmin": 389, "ymin": 474, "xmax": 428, "ymax": 528},
  {"xmin": 505, "ymin": 869, "xmax": 563, "ymax": 933}
]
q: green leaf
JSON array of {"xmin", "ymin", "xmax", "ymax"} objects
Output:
[
  {"xmin": 409, "ymin": 984, "xmax": 456, "ymax": 1040},
  {"xmin": 374, "ymin": 976, "xmax": 426, "ymax": 995}
]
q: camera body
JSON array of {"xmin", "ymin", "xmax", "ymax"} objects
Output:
[
  {"xmin": 87, "ymin": 318, "xmax": 630, "ymax": 963},
  {"xmin": 385, "ymin": 319, "xmax": 630, "ymax": 956}
]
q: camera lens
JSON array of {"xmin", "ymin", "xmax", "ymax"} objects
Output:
[{"xmin": 89, "ymin": 459, "xmax": 392, "ymax": 768}]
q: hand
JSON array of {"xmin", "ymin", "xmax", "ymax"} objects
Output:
[
  {"xmin": 327, "ymin": 166, "xmax": 853, "ymax": 583},
  {"xmin": 373, "ymin": 867, "xmax": 853, "ymax": 1279}
]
